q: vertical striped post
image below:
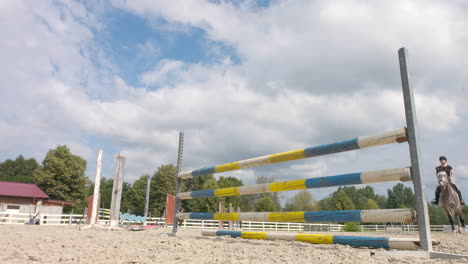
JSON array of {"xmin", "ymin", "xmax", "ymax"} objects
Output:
[
  {"xmin": 219, "ymin": 202, "xmax": 224, "ymax": 229},
  {"xmin": 171, "ymin": 132, "xmax": 184, "ymax": 235},
  {"xmin": 229, "ymin": 203, "xmax": 234, "ymax": 230},
  {"xmin": 144, "ymin": 175, "xmax": 151, "ymax": 222},
  {"xmin": 399, "ymin": 47, "xmax": 432, "ymax": 252},
  {"xmin": 110, "ymin": 154, "xmax": 125, "ymax": 227}
]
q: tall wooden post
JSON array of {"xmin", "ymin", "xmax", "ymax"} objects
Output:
[{"xmin": 90, "ymin": 149, "xmax": 103, "ymax": 225}]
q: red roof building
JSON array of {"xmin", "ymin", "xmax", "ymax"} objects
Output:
[
  {"xmin": 0, "ymin": 181, "xmax": 73, "ymax": 224},
  {"xmin": 0, "ymin": 182, "xmax": 49, "ymax": 199}
]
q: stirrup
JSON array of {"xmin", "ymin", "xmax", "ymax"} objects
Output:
[
  {"xmin": 431, "ymin": 199, "xmax": 438, "ymax": 205},
  {"xmin": 461, "ymin": 199, "xmax": 465, "ymax": 206}
]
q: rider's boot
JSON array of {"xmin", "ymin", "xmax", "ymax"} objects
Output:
[
  {"xmin": 453, "ymin": 184, "xmax": 465, "ymax": 205},
  {"xmin": 431, "ymin": 186, "xmax": 441, "ymax": 205}
]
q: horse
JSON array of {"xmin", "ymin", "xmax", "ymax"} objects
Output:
[{"xmin": 436, "ymin": 171, "xmax": 465, "ymax": 233}]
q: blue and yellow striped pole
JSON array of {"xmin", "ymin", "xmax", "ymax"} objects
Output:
[
  {"xmin": 177, "ymin": 209, "xmax": 416, "ymax": 223},
  {"xmin": 202, "ymin": 230, "xmax": 439, "ymax": 250},
  {"xmin": 177, "ymin": 167, "xmax": 411, "ymax": 200},
  {"xmin": 178, "ymin": 128, "xmax": 407, "ymax": 179}
]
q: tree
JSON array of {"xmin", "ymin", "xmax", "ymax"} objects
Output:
[
  {"xmin": 386, "ymin": 183, "xmax": 415, "ymax": 208},
  {"xmin": 66, "ymin": 177, "xmax": 93, "ymax": 214},
  {"xmin": 332, "ymin": 189, "xmax": 355, "ymax": 210},
  {"xmin": 284, "ymin": 190, "xmax": 315, "ymax": 211},
  {"xmin": 428, "ymin": 204, "xmax": 449, "ymax": 225},
  {"xmin": 33, "ymin": 145, "xmax": 87, "ymax": 201},
  {"xmin": 316, "ymin": 197, "xmax": 334, "ymax": 211},
  {"xmin": 217, "ymin": 176, "xmax": 244, "ymax": 209},
  {"xmin": 0, "ymin": 155, "xmax": 39, "ymax": 183},
  {"xmin": 119, "ymin": 181, "xmax": 133, "ymax": 214},
  {"xmin": 374, "ymin": 194, "xmax": 388, "ymax": 209},
  {"xmin": 183, "ymin": 174, "xmax": 220, "ymax": 212},
  {"xmin": 255, "ymin": 196, "xmax": 280, "ymax": 212},
  {"xmin": 256, "ymin": 176, "xmax": 281, "ymax": 204},
  {"xmin": 340, "ymin": 185, "xmax": 380, "ymax": 209},
  {"xmin": 149, "ymin": 164, "xmax": 177, "ymax": 216},
  {"xmin": 121, "ymin": 175, "xmax": 150, "ymax": 216},
  {"xmin": 363, "ymin": 199, "xmax": 379, "ymax": 210},
  {"xmin": 98, "ymin": 178, "xmax": 115, "ymax": 209}
]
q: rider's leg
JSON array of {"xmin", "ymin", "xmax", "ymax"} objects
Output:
[
  {"xmin": 431, "ymin": 184, "xmax": 442, "ymax": 205},
  {"xmin": 451, "ymin": 183, "xmax": 465, "ymax": 205}
]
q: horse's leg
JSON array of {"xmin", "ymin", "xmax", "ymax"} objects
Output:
[
  {"xmin": 457, "ymin": 209, "xmax": 466, "ymax": 232},
  {"xmin": 444, "ymin": 208, "xmax": 456, "ymax": 232}
]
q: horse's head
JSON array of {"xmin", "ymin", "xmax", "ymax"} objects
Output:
[{"xmin": 436, "ymin": 171, "xmax": 449, "ymax": 187}]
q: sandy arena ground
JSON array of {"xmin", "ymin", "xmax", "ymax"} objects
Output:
[{"xmin": 1, "ymin": 225, "xmax": 467, "ymax": 264}]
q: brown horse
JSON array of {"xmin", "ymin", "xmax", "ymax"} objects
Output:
[{"xmin": 436, "ymin": 171, "xmax": 465, "ymax": 233}]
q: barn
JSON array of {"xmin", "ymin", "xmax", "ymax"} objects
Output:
[{"xmin": 0, "ymin": 181, "xmax": 73, "ymax": 223}]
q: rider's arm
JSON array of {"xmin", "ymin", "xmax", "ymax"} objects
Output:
[{"xmin": 450, "ymin": 169, "xmax": 455, "ymax": 180}]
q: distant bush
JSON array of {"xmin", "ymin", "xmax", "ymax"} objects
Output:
[{"xmin": 343, "ymin": 222, "xmax": 360, "ymax": 232}]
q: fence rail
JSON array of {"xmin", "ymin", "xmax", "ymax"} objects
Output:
[{"xmin": 0, "ymin": 212, "xmax": 448, "ymax": 233}]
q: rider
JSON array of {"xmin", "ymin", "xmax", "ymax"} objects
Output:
[{"xmin": 431, "ymin": 156, "xmax": 464, "ymax": 205}]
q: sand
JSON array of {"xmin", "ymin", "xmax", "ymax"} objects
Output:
[{"xmin": 1, "ymin": 225, "xmax": 467, "ymax": 264}]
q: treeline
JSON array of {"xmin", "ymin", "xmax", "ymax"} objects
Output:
[{"xmin": 1, "ymin": 145, "xmax": 466, "ymax": 225}]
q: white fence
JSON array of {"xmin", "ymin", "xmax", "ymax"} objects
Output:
[{"xmin": 0, "ymin": 212, "xmax": 448, "ymax": 233}]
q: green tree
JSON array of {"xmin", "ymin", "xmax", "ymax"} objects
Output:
[
  {"xmin": 98, "ymin": 178, "xmax": 114, "ymax": 209},
  {"xmin": 255, "ymin": 196, "xmax": 281, "ymax": 212},
  {"xmin": 33, "ymin": 145, "xmax": 87, "ymax": 202},
  {"xmin": 149, "ymin": 164, "xmax": 177, "ymax": 216},
  {"xmin": 374, "ymin": 194, "xmax": 388, "ymax": 209},
  {"xmin": 0, "ymin": 155, "xmax": 39, "ymax": 183},
  {"xmin": 256, "ymin": 176, "xmax": 281, "ymax": 204},
  {"xmin": 316, "ymin": 197, "xmax": 334, "ymax": 211},
  {"xmin": 69, "ymin": 177, "xmax": 93, "ymax": 214},
  {"xmin": 121, "ymin": 175, "xmax": 150, "ymax": 216},
  {"xmin": 363, "ymin": 199, "xmax": 379, "ymax": 210},
  {"xmin": 183, "ymin": 174, "xmax": 220, "ymax": 212},
  {"xmin": 340, "ymin": 185, "xmax": 380, "ymax": 209},
  {"xmin": 284, "ymin": 190, "xmax": 315, "ymax": 211},
  {"xmin": 332, "ymin": 188, "xmax": 355, "ymax": 210},
  {"xmin": 218, "ymin": 176, "xmax": 244, "ymax": 209},
  {"xmin": 386, "ymin": 183, "xmax": 415, "ymax": 208},
  {"xmin": 428, "ymin": 204, "xmax": 449, "ymax": 225},
  {"xmin": 119, "ymin": 181, "xmax": 132, "ymax": 213}
]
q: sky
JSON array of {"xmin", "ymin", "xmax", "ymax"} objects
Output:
[{"xmin": 0, "ymin": 0, "xmax": 467, "ymax": 202}]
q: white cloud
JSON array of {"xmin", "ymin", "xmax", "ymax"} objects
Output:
[
  {"xmin": 1, "ymin": 0, "xmax": 467, "ymax": 202},
  {"xmin": 137, "ymin": 40, "xmax": 161, "ymax": 58}
]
